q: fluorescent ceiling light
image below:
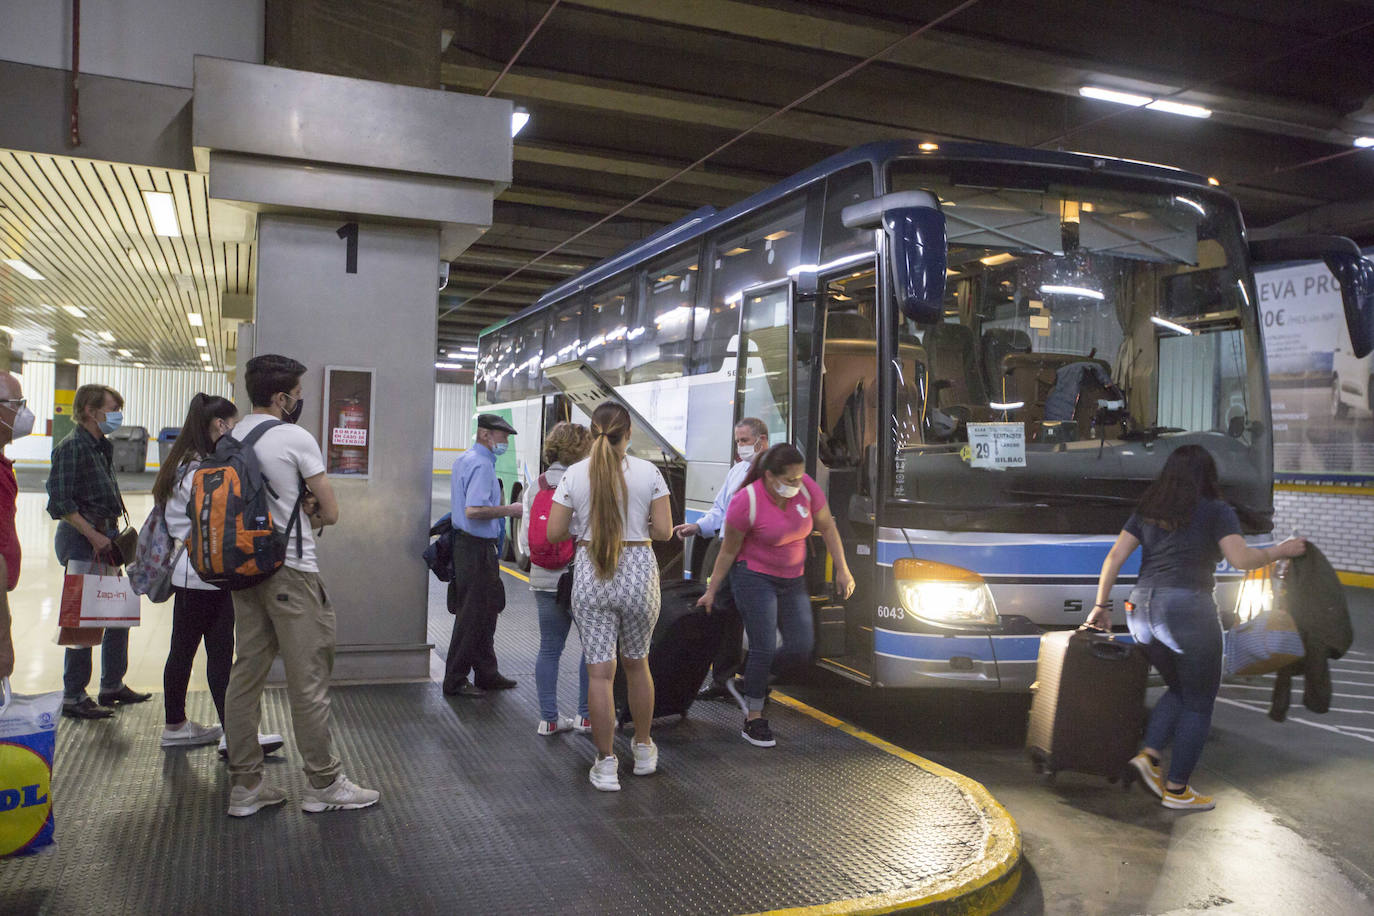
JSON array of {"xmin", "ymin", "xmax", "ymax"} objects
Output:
[
  {"xmin": 187, "ymin": 313, "xmax": 204, "ymax": 326},
  {"xmin": 62, "ymin": 358, "xmax": 79, "ymax": 365},
  {"xmin": 0, "ymin": 325, "xmax": 14, "ymax": 335},
  {"xmin": 143, "ymin": 191, "xmax": 181, "ymax": 237},
  {"xmin": 511, "ymin": 108, "xmax": 530, "ymax": 137},
  {"xmin": 459, "ymin": 346, "xmax": 479, "ymax": 354},
  {"xmin": 134, "ymin": 362, "xmax": 145, "ymax": 368},
  {"xmin": 64, "ymin": 305, "xmax": 87, "ymax": 318},
  {"xmin": 1151, "ymin": 316, "xmax": 1193, "ymax": 336},
  {"xmin": 195, "ymin": 337, "xmax": 208, "ymax": 347},
  {"xmin": 200, "ymin": 352, "xmax": 211, "ymax": 361},
  {"xmin": 118, "ymin": 349, "xmax": 133, "ymax": 357},
  {"xmin": 989, "ymin": 401, "xmax": 1025, "ymax": 411},
  {"xmin": 1041, "ymin": 284, "xmax": 1104, "ymax": 300},
  {"xmin": 3, "ymin": 259, "xmax": 45, "ymax": 280},
  {"xmin": 980, "ymin": 253, "xmax": 1017, "ymax": 266},
  {"xmin": 435, "ymin": 361, "xmax": 468, "ymax": 370},
  {"xmin": 98, "ymin": 331, "xmax": 115, "ymax": 342},
  {"xmin": 1355, "ymin": 137, "xmax": 1374, "ymax": 148},
  {"xmin": 1146, "ymin": 99, "xmax": 1211, "ymax": 118},
  {"xmin": 1079, "ymin": 86, "xmax": 1151, "ymax": 107}
]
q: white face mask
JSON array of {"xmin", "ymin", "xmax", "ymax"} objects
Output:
[
  {"xmin": 4, "ymin": 406, "xmax": 34, "ymax": 440},
  {"xmin": 773, "ymin": 480, "xmax": 801, "ymax": 499},
  {"xmin": 736, "ymin": 443, "xmax": 755, "ymax": 462}
]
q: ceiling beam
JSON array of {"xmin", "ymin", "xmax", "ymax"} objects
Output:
[
  {"xmin": 514, "ymin": 140, "xmax": 772, "ymax": 195},
  {"xmin": 563, "ymin": 0, "xmax": 1360, "ymax": 144}
]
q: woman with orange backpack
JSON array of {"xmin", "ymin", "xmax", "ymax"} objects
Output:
[{"xmin": 520, "ymin": 421, "xmax": 593, "ymax": 736}]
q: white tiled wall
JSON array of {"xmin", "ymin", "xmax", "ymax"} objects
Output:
[{"xmin": 1272, "ymin": 488, "xmax": 1374, "ymax": 574}]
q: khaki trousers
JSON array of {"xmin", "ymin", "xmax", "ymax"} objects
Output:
[{"xmin": 225, "ymin": 566, "xmax": 341, "ymax": 789}]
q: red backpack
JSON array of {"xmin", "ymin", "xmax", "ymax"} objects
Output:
[{"xmin": 528, "ymin": 474, "xmax": 574, "ymax": 570}]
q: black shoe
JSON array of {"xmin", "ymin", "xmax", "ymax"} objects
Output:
[
  {"xmin": 697, "ymin": 683, "xmax": 728, "ymax": 702},
  {"xmin": 443, "ymin": 680, "xmax": 487, "ymax": 698},
  {"xmin": 97, "ymin": 686, "xmax": 153, "ymax": 707},
  {"xmin": 63, "ymin": 697, "xmax": 114, "ymax": 719},
  {"xmin": 742, "ymin": 718, "xmax": 776, "ymax": 748},
  {"xmin": 478, "ymin": 675, "xmax": 517, "ymax": 690}
]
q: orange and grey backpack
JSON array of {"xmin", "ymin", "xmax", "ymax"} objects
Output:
[{"xmin": 186, "ymin": 420, "xmax": 304, "ymax": 590}]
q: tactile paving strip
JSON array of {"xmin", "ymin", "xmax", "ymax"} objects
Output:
[{"xmin": 2, "ymin": 574, "xmax": 996, "ymax": 915}]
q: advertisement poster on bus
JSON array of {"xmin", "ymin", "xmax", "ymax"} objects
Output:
[
  {"xmin": 1256, "ymin": 257, "xmax": 1374, "ymax": 480},
  {"xmin": 323, "ymin": 366, "xmax": 375, "ymax": 478}
]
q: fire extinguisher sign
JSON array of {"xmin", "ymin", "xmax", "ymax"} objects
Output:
[{"xmin": 323, "ymin": 366, "xmax": 375, "ymax": 478}]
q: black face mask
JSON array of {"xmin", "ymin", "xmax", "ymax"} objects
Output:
[{"xmin": 283, "ymin": 394, "xmax": 305, "ymax": 424}]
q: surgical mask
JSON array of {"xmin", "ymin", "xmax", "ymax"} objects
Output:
[
  {"xmin": 282, "ymin": 394, "xmax": 304, "ymax": 424},
  {"xmin": 492, "ymin": 442, "xmax": 509, "ymax": 457},
  {"xmin": 773, "ymin": 480, "xmax": 801, "ymax": 499},
  {"xmin": 98, "ymin": 410, "xmax": 124, "ymax": 435},
  {"xmin": 4, "ymin": 406, "xmax": 34, "ymax": 440},
  {"xmin": 736, "ymin": 443, "xmax": 755, "ymax": 462}
]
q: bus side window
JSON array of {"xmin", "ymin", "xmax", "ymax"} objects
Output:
[{"xmin": 630, "ymin": 250, "xmax": 698, "ymax": 383}]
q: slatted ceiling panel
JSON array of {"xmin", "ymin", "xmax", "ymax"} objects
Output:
[{"xmin": 0, "ymin": 149, "xmax": 254, "ymax": 371}]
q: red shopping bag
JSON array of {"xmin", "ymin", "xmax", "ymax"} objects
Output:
[
  {"xmin": 58, "ymin": 568, "xmax": 140, "ymax": 629},
  {"xmin": 55, "ymin": 627, "xmax": 104, "ymax": 647}
]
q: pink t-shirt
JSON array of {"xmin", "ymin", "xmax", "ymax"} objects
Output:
[{"xmin": 724, "ymin": 475, "xmax": 827, "ymax": 579}]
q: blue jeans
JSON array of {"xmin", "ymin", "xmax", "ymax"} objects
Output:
[
  {"xmin": 1127, "ymin": 587, "xmax": 1223, "ymax": 787},
  {"xmin": 57, "ymin": 521, "xmax": 129, "ymax": 701},
  {"xmin": 730, "ymin": 565, "xmax": 813, "ymax": 712},
  {"xmin": 534, "ymin": 589, "xmax": 589, "ymax": 722}
]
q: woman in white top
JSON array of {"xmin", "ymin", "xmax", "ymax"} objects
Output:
[
  {"xmin": 548, "ymin": 402, "xmax": 673, "ymax": 792},
  {"xmin": 519, "ymin": 421, "xmax": 592, "ymax": 736},
  {"xmin": 153, "ymin": 394, "xmax": 282, "ymax": 758}
]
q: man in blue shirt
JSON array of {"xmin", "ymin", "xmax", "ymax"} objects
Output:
[
  {"xmin": 443, "ymin": 414, "xmax": 523, "ymax": 697},
  {"xmin": 673, "ymin": 417, "xmax": 769, "ymax": 700}
]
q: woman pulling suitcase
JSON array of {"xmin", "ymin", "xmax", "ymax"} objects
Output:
[
  {"xmin": 1088, "ymin": 444, "xmax": 1305, "ymax": 811},
  {"xmin": 546, "ymin": 402, "xmax": 673, "ymax": 791}
]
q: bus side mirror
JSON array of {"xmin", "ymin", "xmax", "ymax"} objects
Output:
[
  {"xmin": 1250, "ymin": 236, "xmax": 1374, "ymax": 358},
  {"xmin": 843, "ymin": 191, "xmax": 947, "ymax": 324}
]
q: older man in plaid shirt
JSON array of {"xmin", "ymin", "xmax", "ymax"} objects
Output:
[{"xmin": 46, "ymin": 383, "xmax": 151, "ymax": 719}]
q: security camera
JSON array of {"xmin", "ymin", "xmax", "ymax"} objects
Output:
[{"xmin": 438, "ymin": 260, "xmax": 451, "ymax": 292}]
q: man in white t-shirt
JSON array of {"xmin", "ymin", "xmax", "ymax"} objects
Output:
[{"xmin": 222, "ymin": 354, "xmax": 379, "ymax": 818}]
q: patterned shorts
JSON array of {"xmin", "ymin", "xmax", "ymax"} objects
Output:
[{"xmin": 571, "ymin": 545, "xmax": 660, "ymax": 665}]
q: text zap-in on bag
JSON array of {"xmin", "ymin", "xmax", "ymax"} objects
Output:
[
  {"xmin": 0, "ymin": 678, "xmax": 61, "ymax": 857},
  {"xmin": 186, "ymin": 420, "xmax": 303, "ymax": 590}
]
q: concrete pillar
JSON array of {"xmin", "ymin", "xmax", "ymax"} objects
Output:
[
  {"xmin": 52, "ymin": 362, "xmax": 78, "ymax": 446},
  {"xmin": 252, "ymin": 215, "xmax": 440, "ymax": 676},
  {"xmin": 192, "ymin": 57, "xmax": 511, "ymax": 679}
]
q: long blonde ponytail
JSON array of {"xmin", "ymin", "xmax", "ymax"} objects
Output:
[{"xmin": 587, "ymin": 402, "xmax": 630, "ymax": 579}]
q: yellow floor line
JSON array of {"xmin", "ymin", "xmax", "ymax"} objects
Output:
[
  {"xmin": 496, "ymin": 563, "xmax": 1020, "ymax": 913},
  {"xmin": 751, "ymin": 692, "xmax": 1023, "ymax": 916}
]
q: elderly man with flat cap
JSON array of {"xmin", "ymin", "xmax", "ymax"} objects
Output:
[{"xmin": 443, "ymin": 413, "xmax": 524, "ymax": 697}]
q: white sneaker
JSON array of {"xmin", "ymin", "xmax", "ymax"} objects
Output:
[
  {"xmin": 161, "ymin": 720, "xmax": 223, "ymax": 747},
  {"xmin": 572, "ymin": 716, "xmax": 592, "ymax": 734},
  {"xmin": 589, "ymin": 755, "xmax": 620, "ymax": 791},
  {"xmin": 631, "ymin": 739, "xmax": 658, "ymax": 776},
  {"xmin": 537, "ymin": 716, "xmax": 575, "ymax": 736},
  {"xmin": 301, "ymin": 775, "xmax": 380, "ymax": 813},
  {"xmin": 226, "ymin": 779, "xmax": 287, "ymax": 817},
  {"xmin": 218, "ymin": 733, "xmax": 286, "ymax": 759}
]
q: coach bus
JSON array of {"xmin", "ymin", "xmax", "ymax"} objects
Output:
[{"xmin": 474, "ymin": 140, "xmax": 1373, "ymax": 690}]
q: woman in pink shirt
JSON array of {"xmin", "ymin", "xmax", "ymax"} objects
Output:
[{"xmin": 697, "ymin": 444, "xmax": 855, "ymax": 747}]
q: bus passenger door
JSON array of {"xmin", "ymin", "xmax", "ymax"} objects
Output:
[
  {"xmin": 732, "ymin": 280, "xmax": 795, "ymax": 444},
  {"xmin": 812, "ymin": 267, "xmax": 881, "ymax": 684}
]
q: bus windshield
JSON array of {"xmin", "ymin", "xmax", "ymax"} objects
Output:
[{"xmin": 883, "ymin": 160, "xmax": 1271, "ymax": 533}]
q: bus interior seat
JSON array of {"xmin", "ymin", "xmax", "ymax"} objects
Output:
[
  {"xmin": 924, "ymin": 322, "xmax": 988, "ymax": 410},
  {"xmin": 981, "ymin": 328, "xmax": 1032, "ymax": 400},
  {"xmin": 821, "ymin": 311, "xmax": 879, "ymax": 466},
  {"xmin": 1001, "ymin": 352, "xmax": 1115, "ymax": 437}
]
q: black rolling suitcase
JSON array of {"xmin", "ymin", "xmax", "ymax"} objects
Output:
[
  {"xmin": 1026, "ymin": 628, "xmax": 1148, "ymax": 782},
  {"xmin": 615, "ymin": 578, "xmax": 722, "ymax": 724}
]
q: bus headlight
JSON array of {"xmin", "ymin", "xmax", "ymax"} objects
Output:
[
  {"xmin": 1232, "ymin": 566, "xmax": 1274, "ymax": 624},
  {"xmin": 894, "ymin": 558, "xmax": 999, "ymax": 628}
]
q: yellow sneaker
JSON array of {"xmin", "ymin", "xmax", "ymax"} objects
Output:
[
  {"xmin": 1162, "ymin": 785, "xmax": 1216, "ymax": 811},
  {"xmin": 1129, "ymin": 753, "xmax": 1164, "ymax": 799}
]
